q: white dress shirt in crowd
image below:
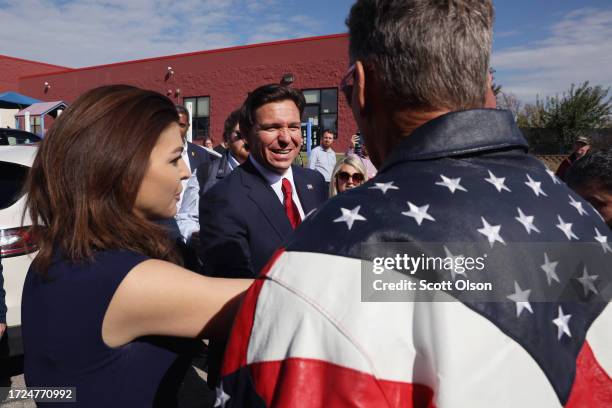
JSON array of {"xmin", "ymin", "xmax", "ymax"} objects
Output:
[
  {"xmin": 176, "ymin": 151, "xmax": 240, "ymax": 242},
  {"xmin": 177, "ymin": 140, "xmax": 193, "ymax": 210},
  {"xmin": 249, "ymin": 156, "xmax": 305, "ymax": 220},
  {"xmin": 308, "ymin": 145, "xmax": 336, "ymax": 182}
]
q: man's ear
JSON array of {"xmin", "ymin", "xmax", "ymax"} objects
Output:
[{"xmin": 354, "ymin": 60, "xmax": 368, "ymax": 117}]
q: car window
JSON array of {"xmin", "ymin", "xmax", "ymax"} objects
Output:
[
  {"xmin": 0, "ymin": 161, "xmax": 29, "ymax": 209},
  {"xmin": 0, "ymin": 131, "xmax": 41, "ymax": 145}
]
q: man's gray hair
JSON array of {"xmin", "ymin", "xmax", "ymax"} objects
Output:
[{"xmin": 346, "ymin": 0, "xmax": 494, "ymax": 110}]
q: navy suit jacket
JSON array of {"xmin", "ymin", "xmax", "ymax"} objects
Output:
[
  {"xmin": 198, "ymin": 159, "xmax": 327, "ymax": 278},
  {"xmin": 187, "ymin": 142, "xmax": 214, "ymax": 172},
  {"xmin": 196, "ymin": 149, "xmax": 234, "ymax": 197}
]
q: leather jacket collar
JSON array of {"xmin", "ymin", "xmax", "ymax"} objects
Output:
[{"xmin": 378, "ymin": 109, "xmax": 529, "ymax": 173}]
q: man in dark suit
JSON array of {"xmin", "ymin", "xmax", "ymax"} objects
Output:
[
  {"xmin": 159, "ymin": 105, "xmax": 215, "ymax": 243},
  {"xmin": 176, "ymin": 109, "xmax": 247, "ymax": 265},
  {"xmin": 197, "ymin": 109, "xmax": 248, "ymax": 196},
  {"xmin": 176, "ymin": 105, "xmax": 215, "ymax": 173},
  {"xmin": 156, "ymin": 105, "xmax": 216, "ymax": 265},
  {"xmin": 198, "ymin": 84, "xmax": 327, "ymax": 279}
]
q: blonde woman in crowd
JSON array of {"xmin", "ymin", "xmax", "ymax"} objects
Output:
[{"xmin": 329, "ymin": 155, "xmax": 368, "ymax": 197}]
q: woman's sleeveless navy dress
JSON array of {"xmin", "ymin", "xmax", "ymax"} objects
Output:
[{"xmin": 21, "ymin": 250, "xmax": 199, "ymax": 407}]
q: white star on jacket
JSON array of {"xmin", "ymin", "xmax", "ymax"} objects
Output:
[
  {"xmin": 541, "ymin": 253, "xmax": 560, "ymax": 285},
  {"xmin": 214, "ymin": 384, "xmax": 231, "ymax": 407},
  {"xmin": 552, "ymin": 306, "xmax": 572, "ymax": 340},
  {"xmin": 507, "ymin": 281, "xmax": 533, "ymax": 318},
  {"xmin": 477, "ymin": 217, "xmax": 505, "ymax": 248},
  {"xmin": 525, "ymin": 174, "xmax": 548, "ymax": 197},
  {"xmin": 515, "ymin": 207, "xmax": 541, "ymax": 235},
  {"xmin": 594, "ymin": 228, "xmax": 612, "ymax": 253},
  {"xmin": 435, "ymin": 174, "xmax": 468, "ymax": 193},
  {"xmin": 401, "ymin": 201, "xmax": 436, "ymax": 226},
  {"xmin": 369, "ymin": 181, "xmax": 399, "ymax": 194},
  {"xmin": 556, "ymin": 215, "xmax": 578, "ymax": 240},
  {"xmin": 334, "ymin": 206, "xmax": 367, "ymax": 230},
  {"xmin": 485, "ymin": 170, "xmax": 511, "ymax": 193},
  {"xmin": 576, "ymin": 266, "xmax": 599, "ymax": 297},
  {"xmin": 568, "ymin": 195, "xmax": 588, "ymax": 216},
  {"xmin": 545, "ymin": 168, "xmax": 561, "ymax": 184},
  {"xmin": 444, "ymin": 246, "xmax": 466, "ymax": 281}
]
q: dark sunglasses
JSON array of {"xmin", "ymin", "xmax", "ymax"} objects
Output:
[
  {"xmin": 340, "ymin": 63, "xmax": 356, "ymax": 106},
  {"xmin": 337, "ymin": 171, "xmax": 365, "ymax": 183}
]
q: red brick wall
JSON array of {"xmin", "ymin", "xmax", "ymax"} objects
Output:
[
  {"xmin": 0, "ymin": 55, "xmax": 68, "ymax": 93},
  {"xmin": 17, "ymin": 35, "xmax": 358, "ymax": 150}
]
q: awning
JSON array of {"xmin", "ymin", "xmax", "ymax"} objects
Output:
[{"xmin": 0, "ymin": 91, "xmax": 41, "ymax": 109}]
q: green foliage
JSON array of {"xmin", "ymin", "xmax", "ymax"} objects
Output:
[
  {"xmin": 542, "ymin": 82, "xmax": 611, "ymax": 147},
  {"xmin": 517, "ymin": 82, "xmax": 611, "ymax": 150}
]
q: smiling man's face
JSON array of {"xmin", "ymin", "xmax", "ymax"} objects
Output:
[{"xmin": 249, "ymin": 100, "xmax": 302, "ymax": 174}]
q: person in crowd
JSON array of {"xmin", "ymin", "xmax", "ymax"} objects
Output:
[
  {"xmin": 204, "ymin": 137, "xmax": 214, "ymax": 150},
  {"xmin": 346, "ymin": 132, "xmax": 377, "ymax": 179},
  {"xmin": 176, "ymin": 105, "xmax": 214, "ymax": 178},
  {"xmin": 218, "ymin": 1, "xmax": 611, "ymax": 406},
  {"xmin": 555, "ymin": 135, "xmax": 592, "ymax": 181},
  {"xmin": 329, "ymin": 155, "xmax": 367, "ymax": 197},
  {"xmin": 308, "ymin": 129, "xmax": 337, "ymax": 186},
  {"xmin": 176, "ymin": 109, "xmax": 248, "ymax": 246},
  {"xmin": 157, "ymin": 105, "xmax": 215, "ymax": 242},
  {"xmin": 566, "ymin": 148, "xmax": 612, "ymax": 228},
  {"xmin": 214, "ymin": 140, "xmax": 227, "ymax": 155},
  {"xmin": 198, "ymin": 84, "xmax": 327, "ymax": 280},
  {"xmin": 198, "ymin": 84, "xmax": 327, "ymax": 388},
  {"xmin": 20, "ymin": 85, "xmax": 251, "ymax": 408}
]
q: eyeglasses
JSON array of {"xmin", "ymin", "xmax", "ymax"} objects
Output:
[
  {"xmin": 340, "ymin": 63, "xmax": 356, "ymax": 106},
  {"xmin": 337, "ymin": 171, "xmax": 365, "ymax": 184}
]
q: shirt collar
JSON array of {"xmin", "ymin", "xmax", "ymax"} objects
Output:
[
  {"xmin": 228, "ymin": 152, "xmax": 240, "ymax": 170},
  {"xmin": 249, "ymin": 155, "xmax": 294, "ymax": 186},
  {"xmin": 378, "ymin": 109, "xmax": 528, "ymax": 173}
]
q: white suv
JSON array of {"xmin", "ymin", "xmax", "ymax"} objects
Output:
[{"xmin": 0, "ymin": 145, "xmax": 38, "ymax": 357}]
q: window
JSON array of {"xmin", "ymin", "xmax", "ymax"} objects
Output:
[
  {"xmin": 183, "ymin": 96, "xmax": 210, "ymax": 140},
  {"xmin": 30, "ymin": 117, "xmax": 42, "ymax": 136},
  {"xmin": 300, "ymin": 88, "xmax": 337, "ymax": 148}
]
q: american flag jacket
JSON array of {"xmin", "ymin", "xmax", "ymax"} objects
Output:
[{"xmin": 217, "ymin": 109, "xmax": 611, "ymax": 407}]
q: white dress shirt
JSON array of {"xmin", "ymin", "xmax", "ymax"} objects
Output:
[
  {"xmin": 177, "ymin": 140, "xmax": 193, "ymax": 210},
  {"xmin": 176, "ymin": 151, "xmax": 240, "ymax": 242},
  {"xmin": 308, "ymin": 145, "xmax": 336, "ymax": 182},
  {"xmin": 249, "ymin": 156, "xmax": 306, "ymax": 220}
]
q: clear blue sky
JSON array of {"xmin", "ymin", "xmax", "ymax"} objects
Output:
[{"xmin": 1, "ymin": 0, "xmax": 610, "ymax": 103}]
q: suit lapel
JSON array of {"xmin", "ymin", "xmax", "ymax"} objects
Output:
[
  {"xmin": 216, "ymin": 151, "xmax": 230, "ymax": 179},
  {"xmin": 187, "ymin": 143, "xmax": 198, "ymax": 171},
  {"xmin": 293, "ymin": 166, "xmax": 318, "ymax": 214},
  {"xmin": 240, "ymin": 160, "xmax": 293, "ymax": 240}
]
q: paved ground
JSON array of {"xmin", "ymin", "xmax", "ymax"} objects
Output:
[{"xmin": 0, "ymin": 357, "xmax": 34, "ymax": 408}]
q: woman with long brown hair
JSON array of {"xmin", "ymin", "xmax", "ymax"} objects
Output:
[{"xmin": 21, "ymin": 85, "xmax": 250, "ymax": 407}]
